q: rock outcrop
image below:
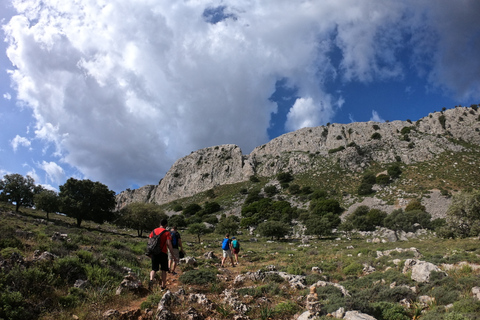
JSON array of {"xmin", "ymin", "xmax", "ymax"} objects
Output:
[{"xmin": 116, "ymin": 107, "xmax": 480, "ymax": 210}]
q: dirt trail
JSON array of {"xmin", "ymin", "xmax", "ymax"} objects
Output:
[{"xmin": 117, "ymin": 262, "xmax": 246, "ymax": 313}]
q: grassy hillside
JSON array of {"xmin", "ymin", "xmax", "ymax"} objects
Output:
[{"xmin": 2, "ymin": 201, "xmax": 480, "ymax": 320}]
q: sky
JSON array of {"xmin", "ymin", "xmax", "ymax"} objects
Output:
[{"xmin": 1, "ymin": 0, "xmax": 479, "ymax": 194}]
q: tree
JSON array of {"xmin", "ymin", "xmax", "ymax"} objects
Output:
[
  {"xmin": 215, "ymin": 215, "xmax": 239, "ymax": 235},
  {"xmin": 305, "ymin": 213, "xmax": 341, "ymax": 238},
  {"xmin": 257, "ymin": 220, "xmax": 289, "ymax": 240},
  {"xmin": 34, "ymin": 190, "xmax": 59, "ymax": 220},
  {"xmin": 0, "ymin": 174, "xmax": 40, "ymax": 212},
  {"xmin": 187, "ymin": 223, "xmax": 213, "ymax": 243},
  {"xmin": 59, "ymin": 178, "xmax": 115, "ymax": 227},
  {"xmin": 169, "ymin": 214, "xmax": 187, "ymax": 228},
  {"xmin": 116, "ymin": 202, "xmax": 166, "ymax": 236},
  {"xmin": 446, "ymin": 190, "xmax": 480, "ymax": 238}
]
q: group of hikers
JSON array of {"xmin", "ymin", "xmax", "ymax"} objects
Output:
[{"xmin": 147, "ymin": 219, "xmax": 241, "ymax": 290}]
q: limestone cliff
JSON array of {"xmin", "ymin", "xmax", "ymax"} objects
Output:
[{"xmin": 115, "ymin": 107, "xmax": 480, "ymax": 210}]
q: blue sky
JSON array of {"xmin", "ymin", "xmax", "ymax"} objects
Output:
[{"xmin": 1, "ymin": 1, "xmax": 479, "ymax": 193}]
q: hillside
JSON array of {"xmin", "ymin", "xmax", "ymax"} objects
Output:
[
  {"xmin": 2, "ymin": 203, "xmax": 480, "ymax": 320},
  {"xmin": 116, "ymin": 106, "xmax": 480, "ymax": 214}
]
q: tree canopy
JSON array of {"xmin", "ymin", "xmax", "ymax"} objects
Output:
[
  {"xmin": 0, "ymin": 174, "xmax": 41, "ymax": 212},
  {"xmin": 187, "ymin": 223, "xmax": 213, "ymax": 243},
  {"xmin": 59, "ymin": 178, "xmax": 116, "ymax": 227},
  {"xmin": 116, "ymin": 202, "xmax": 167, "ymax": 236},
  {"xmin": 34, "ymin": 189, "xmax": 59, "ymax": 220},
  {"xmin": 445, "ymin": 190, "xmax": 480, "ymax": 238}
]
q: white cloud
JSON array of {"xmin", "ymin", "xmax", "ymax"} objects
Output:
[
  {"xmin": 3, "ymin": 92, "xmax": 11, "ymax": 100},
  {"xmin": 370, "ymin": 110, "xmax": 385, "ymax": 122},
  {"xmin": 11, "ymin": 135, "xmax": 31, "ymax": 151},
  {"xmin": 285, "ymin": 96, "xmax": 334, "ymax": 131},
  {"xmin": 39, "ymin": 161, "xmax": 65, "ymax": 185},
  {"xmin": 3, "ymin": 0, "xmax": 480, "ymax": 190}
]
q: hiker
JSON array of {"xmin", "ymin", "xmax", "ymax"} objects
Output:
[
  {"xmin": 149, "ymin": 219, "xmax": 178, "ymax": 290},
  {"xmin": 168, "ymin": 226, "xmax": 183, "ymax": 275},
  {"xmin": 231, "ymin": 236, "xmax": 240, "ymax": 265},
  {"xmin": 221, "ymin": 233, "xmax": 235, "ymax": 267}
]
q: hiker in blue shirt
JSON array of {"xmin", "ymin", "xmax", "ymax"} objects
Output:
[
  {"xmin": 221, "ymin": 233, "xmax": 235, "ymax": 268},
  {"xmin": 168, "ymin": 226, "xmax": 183, "ymax": 275}
]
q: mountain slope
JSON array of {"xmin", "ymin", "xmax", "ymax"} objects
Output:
[{"xmin": 116, "ymin": 106, "xmax": 480, "ymax": 210}]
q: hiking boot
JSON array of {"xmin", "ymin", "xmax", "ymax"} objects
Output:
[
  {"xmin": 171, "ymin": 271, "xmax": 177, "ymax": 275},
  {"xmin": 148, "ymin": 280, "xmax": 153, "ymax": 290}
]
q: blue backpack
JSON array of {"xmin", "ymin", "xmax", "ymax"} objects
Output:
[
  {"xmin": 170, "ymin": 231, "xmax": 178, "ymax": 247},
  {"xmin": 222, "ymin": 238, "xmax": 230, "ymax": 250}
]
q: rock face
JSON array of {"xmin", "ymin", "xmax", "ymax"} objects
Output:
[{"xmin": 116, "ymin": 107, "xmax": 480, "ymax": 210}]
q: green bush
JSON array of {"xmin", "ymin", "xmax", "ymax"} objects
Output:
[
  {"xmin": 371, "ymin": 301, "xmax": 409, "ymax": 320},
  {"xmin": 376, "ymin": 174, "xmax": 390, "ymax": 186},
  {"xmin": 179, "ymin": 269, "xmax": 217, "ymax": 285},
  {"xmin": 343, "ymin": 262, "xmax": 363, "ymax": 276},
  {"xmin": 371, "ymin": 132, "xmax": 382, "ymax": 140},
  {"xmin": 274, "ymin": 301, "xmax": 301, "ymax": 317}
]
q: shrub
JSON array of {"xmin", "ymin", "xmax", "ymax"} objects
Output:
[
  {"xmin": 376, "ymin": 174, "xmax": 390, "ymax": 186},
  {"xmin": 343, "ymin": 262, "xmax": 363, "ymax": 276},
  {"xmin": 439, "ymin": 114, "xmax": 447, "ymax": 129},
  {"xmin": 387, "ymin": 163, "xmax": 402, "ymax": 179},
  {"xmin": 179, "ymin": 269, "xmax": 217, "ymax": 285},
  {"xmin": 328, "ymin": 146, "xmax": 345, "ymax": 154},
  {"xmin": 405, "ymin": 199, "xmax": 426, "ymax": 212},
  {"xmin": 371, "ymin": 132, "xmax": 382, "ymax": 140},
  {"xmin": 358, "ymin": 182, "xmax": 374, "ymax": 195},
  {"xmin": 277, "ymin": 172, "xmax": 293, "ymax": 183},
  {"xmin": 183, "ymin": 203, "xmax": 202, "ymax": 217},
  {"xmin": 249, "ymin": 175, "xmax": 260, "ymax": 182},
  {"xmin": 371, "ymin": 302, "xmax": 409, "ymax": 320},
  {"xmin": 274, "ymin": 301, "xmax": 301, "ymax": 317},
  {"xmin": 264, "ymin": 185, "xmax": 278, "ymax": 197},
  {"xmin": 400, "ymin": 126, "xmax": 412, "ymax": 135}
]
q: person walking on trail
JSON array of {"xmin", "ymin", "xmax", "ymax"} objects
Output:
[
  {"xmin": 221, "ymin": 233, "xmax": 235, "ymax": 268},
  {"xmin": 168, "ymin": 226, "xmax": 183, "ymax": 275},
  {"xmin": 231, "ymin": 236, "xmax": 240, "ymax": 265},
  {"xmin": 149, "ymin": 219, "xmax": 178, "ymax": 290}
]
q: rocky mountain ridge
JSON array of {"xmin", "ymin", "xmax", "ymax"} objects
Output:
[{"xmin": 116, "ymin": 106, "xmax": 480, "ymax": 210}]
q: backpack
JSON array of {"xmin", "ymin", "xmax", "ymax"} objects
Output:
[
  {"xmin": 232, "ymin": 239, "xmax": 240, "ymax": 249},
  {"xmin": 146, "ymin": 229, "xmax": 167, "ymax": 256},
  {"xmin": 170, "ymin": 231, "xmax": 178, "ymax": 247},
  {"xmin": 222, "ymin": 238, "xmax": 230, "ymax": 250}
]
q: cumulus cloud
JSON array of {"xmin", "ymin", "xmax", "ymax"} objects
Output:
[
  {"xmin": 3, "ymin": 92, "xmax": 11, "ymax": 100},
  {"xmin": 11, "ymin": 135, "xmax": 31, "ymax": 151},
  {"xmin": 3, "ymin": 0, "xmax": 480, "ymax": 190},
  {"xmin": 39, "ymin": 161, "xmax": 65, "ymax": 185}
]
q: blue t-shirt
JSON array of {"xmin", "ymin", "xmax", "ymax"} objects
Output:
[{"xmin": 222, "ymin": 238, "xmax": 231, "ymax": 250}]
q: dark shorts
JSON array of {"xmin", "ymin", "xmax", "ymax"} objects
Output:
[
  {"xmin": 151, "ymin": 252, "xmax": 169, "ymax": 272},
  {"xmin": 233, "ymin": 248, "xmax": 240, "ymax": 254}
]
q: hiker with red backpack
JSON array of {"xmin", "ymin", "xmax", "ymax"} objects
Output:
[{"xmin": 148, "ymin": 219, "xmax": 177, "ymax": 290}]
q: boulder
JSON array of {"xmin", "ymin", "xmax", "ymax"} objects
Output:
[{"xmin": 403, "ymin": 259, "xmax": 446, "ymax": 283}]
